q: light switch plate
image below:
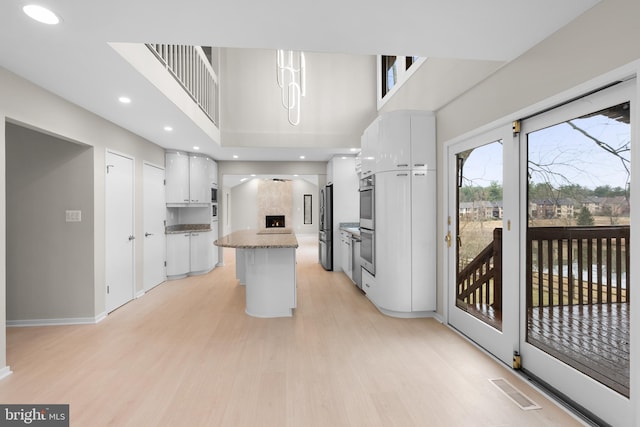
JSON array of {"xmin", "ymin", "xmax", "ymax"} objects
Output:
[{"xmin": 65, "ymin": 210, "xmax": 82, "ymax": 222}]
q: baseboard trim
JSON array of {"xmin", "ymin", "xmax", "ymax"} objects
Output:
[
  {"xmin": 8, "ymin": 314, "xmax": 106, "ymax": 327},
  {"xmin": 135, "ymin": 290, "xmax": 145, "ymax": 299},
  {"xmin": 0, "ymin": 366, "xmax": 12, "ymax": 381}
]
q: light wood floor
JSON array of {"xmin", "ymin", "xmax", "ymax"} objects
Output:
[{"xmin": 2, "ymin": 235, "xmax": 583, "ymax": 426}]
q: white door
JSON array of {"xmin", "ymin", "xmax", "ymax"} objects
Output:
[
  {"xmin": 446, "ymin": 125, "xmax": 519, "ymax": 366},
  {"xmin": 143, "ymin": 162, "xmax": 166, "ymax": 292},
  {"xmin": 106, "ymin": 151, "xmax": 135, "ymax": 312},
  {"xmin": 518, "ymin": 80, "xmax": 634, "ymax": 426}
]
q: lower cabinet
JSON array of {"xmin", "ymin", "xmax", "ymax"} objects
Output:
[
  {"xmin": 166, "ymin": 233, "xmax": 190, "ymax": 278},
  {"xmin": 190, "ymin": 231, "xmax": 212, "ymax": 273},
  {"xmin": 166, "ymin": 231, "xmax": 213, "ymax": 279}
]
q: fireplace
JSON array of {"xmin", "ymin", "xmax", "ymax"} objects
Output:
[{"xmin": 266, "ymin": 215, "xmax": 285, "ymax": 228}]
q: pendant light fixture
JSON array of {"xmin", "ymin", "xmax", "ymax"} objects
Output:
[{"xmin": 276, "ymin": 50, "xmax": 306, "ymax": 126}]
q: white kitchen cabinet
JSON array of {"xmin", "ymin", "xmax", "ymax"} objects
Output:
[
  {"xmin": 340, "ymin": 230, "xmax": 352, "ymax": 280},
  {"xmin": 165, "ymin": 151, "xmax": 190, "ymax": 204},
  {"xmin": 166, "ymin": 233, "xmax": 190, "ymax": 278},
  {"xmin": 189, "ymin": 154, "xmax": 210, "ymax": 203},
  {"xmin": 208, "ymin": 158, "xmax": 218, "ymax": 186},
  {"xmin": 360, "ymin": 118, "xmax": 379, "ymax": 178},
  {"xmin": 374, "ymin": 111, "xmax": 436, "ymax": 173},
  {"xmin": 211, "ymin": 223, "xmax": 219, "ymax": 267},
  {"xmin": 190, "ymin": 231, "xmax": 212, "ymax": 273},
  {"xmin": 410, "ymin": 113, "xmax": 436, "ymax": 170},
  {"xmin": 411, "ymin": 170, "xmax": 436, "ymax": 311},
  {"xmin": 374, "ymin": 171, "xmax": 412, "ymax": 312},
  {"xmin": 362, "ymin": 268, "xmax": 377, "ymax": 300},
  {"xmin": 377, "ymin": 112, "xmax": 411, "ymax": 173}
]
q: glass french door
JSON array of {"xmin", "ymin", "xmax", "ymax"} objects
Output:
[
  {"xmin": 519, "ymin": 79, "xmax": 634, "ymax": 426},
  {"xmin": 447, "ymin": 125, "xmax": 519, "ymax": 366}
]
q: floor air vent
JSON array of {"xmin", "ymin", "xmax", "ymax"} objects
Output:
[{"xmin": 490, "ymin": 378, "xmax": 541, "ymax": 411}]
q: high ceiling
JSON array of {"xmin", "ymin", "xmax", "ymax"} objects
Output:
[{"xmin": 0, "ymin": 0, "xmax": 599, "ymax": 161}]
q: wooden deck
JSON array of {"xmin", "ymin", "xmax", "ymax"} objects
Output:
[{"xmin": 527, "ymin": 303, "xmax": 630, "ymax": 397}]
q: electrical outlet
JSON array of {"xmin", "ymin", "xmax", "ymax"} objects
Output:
[{"xmin": 65, "ymin": 210, "xmax": 82, "ymax": 222}]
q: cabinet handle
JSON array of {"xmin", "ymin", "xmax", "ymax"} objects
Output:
[
  {"xmin": 414, "ymin": 173, "xmax": 426, "ymax": 177},
  {"xmin": 414, "ymin": 163, "xmax": 426, "ymax": 167},
  {"xmin": 397, "ymin": 163, "xmax": 409, "ymax": 167},
  {"xmin": 183, "ymin": 199, "xmax": 189, "ymax": 202},
  {"xmin": 128, "ymin": 235, "xmax": 135, "ymax": 241},
  {"xmin": 145, "ymin": 232, "xmax": 153, "ymax": 237},
  {"xmin": 397, "ymin": 173, "xmax": 409, "ymax": 177},
  {"xmin": 365, "ymin": 283, "xmax": 370, "ymax": 288},
  {"xmin": 184, "ymin": 234, "xmax": 190, "ymax": 237}
]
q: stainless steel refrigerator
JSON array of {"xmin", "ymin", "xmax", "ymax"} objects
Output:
[{"xmin": 319, "ymin": 184, "xmax": 333, "ymax": 270}]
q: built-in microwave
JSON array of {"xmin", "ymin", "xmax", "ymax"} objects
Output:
[
  {"xmin": 212, "ymin": 204, "xmax": 218, "ymax": 219},
  {"xmin": 359, "ymin": 175, "xmax": 374, "ymax": 230},
  {"xmin": 211, "ymin": 186, "xmax": 218, "ymax": 203},
  {"xmin": 360, "ymin": 227, "xmax": 375, "ymax": 275}
]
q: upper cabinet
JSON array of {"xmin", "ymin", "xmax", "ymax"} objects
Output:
[
  {"xmin": 166, "ymin": 151, "xmax": 190, "ymax": 204},
  {"xmin": 362, "ymin": 111, "xmax": 436, "ymax": 176},
  {"xmin": 166, "ymin": 151, "xmax": 217, "ymax": 205},
  {"xmin": 360, "ymin": 118, "xmax": 379, "ymax": 178},
  {"xmin": 189, "ymin": 154, "xmax": 210, "ymax": 203},
  {"xmin": 208, "ymin": 158, "xmax": 218, "ymax": 186}
]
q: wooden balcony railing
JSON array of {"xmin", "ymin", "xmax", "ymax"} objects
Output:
[
  {"xmin": 457, "ymin": 228, "xmax": 502, "ymax": 310},
  {"xmin": 146, "ymin": 44, "xmax": 219, "ymax": 126},
  {"xmin": 526, "ymin": 226, "xmax": 630, "ymax": 308}
]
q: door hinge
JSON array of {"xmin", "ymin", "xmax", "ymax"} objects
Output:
[
  {"xmin": 512, "ymin": 120, "xmax": 521, "ymax": 136},
  {"xmin": 164, "ymin": 261, "xmax": 167, "ymax": 267},
  {"xmin": 513, "ymin": 351, "xmax": 522, "ymax": 370},
  {"xmin": 163, "ymin": 179, "xmax": 166, "ymax": 186},
  {"xmin": 107, "ymin": 285, "xmax": 110, "ymax": 294}
]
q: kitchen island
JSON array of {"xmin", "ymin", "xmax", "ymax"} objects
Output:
[{"xmin": 215, "ymin": 229, "xmax": 298, "ymax": 318}]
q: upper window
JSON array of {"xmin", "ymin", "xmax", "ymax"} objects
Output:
[{"xmin": 378, "ymin": 55, "xmax": 425, "ymax": 109}]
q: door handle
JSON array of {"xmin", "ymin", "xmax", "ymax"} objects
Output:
[
  {"xmin": 445, "ymin": 231, "xmax": 452, "ymax": 248},
  {"xmin": 145, "ymin": 232, "xmax": 153, "ymax": 237},
  {"xmin": 128, "ymin": 235, "xmax": 135, "ymax": 241}
]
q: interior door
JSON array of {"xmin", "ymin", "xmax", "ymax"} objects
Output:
[
  {"xmin": 518, "ymin": 80, "xmax": 634, "ymax": 426},
  {"xmin": 143, "ymin": 162, "xmax": 166, "ymax": 292},
  {"xmin": 106, "ymin": 151, "xmax": 135, "ymax": 312},
  {"xmin": 447, "ymin": 125, "xmax": 518, "ymax": 366}
]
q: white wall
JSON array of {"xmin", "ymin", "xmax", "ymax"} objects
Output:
[
  {"xmin": 220, "ymin": 48, "xmax": 377, "ymax": 149},
  {"xmin": 0, "ymin": 65, "xmax": 165, "ymax": 372},
  {"xmin": 329, "ymin": 157, "xmax": 359, "ymax": 269}
]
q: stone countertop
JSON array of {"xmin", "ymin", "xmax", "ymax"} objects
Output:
[
  {"xmin": 215, "ymin": 229, "xmax": 299, "ymax": 249},
  {"xmin": 339, "ymin": 223, "xmax": 361, "ymax": 238},
  {"xmin": 166, "ymin": 224, "xmax": 212, "ymax": 234}
]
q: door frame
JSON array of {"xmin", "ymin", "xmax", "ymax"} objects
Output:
[
  {"xmin": 142, "ymin": 161, "xmax": 166, "ymax": 292},
  {"xmin": 445, "ymin": 124, "xmax": 519, "ymax": 366},
  {"xmin": 441, "ymin": 63, "xmax": 640, "ymax": 426},
  {"xmin": 105, "ymin": 149, "xmax": 136, "ymax": 313},
  {"xmin": 517, "ymin": 79, "xmax": 636, "ymax": 425}
]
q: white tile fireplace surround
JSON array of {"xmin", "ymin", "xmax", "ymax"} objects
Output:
[{"xmin": 257, "ymin": 179, "xmax": 292, "ymax": 228}]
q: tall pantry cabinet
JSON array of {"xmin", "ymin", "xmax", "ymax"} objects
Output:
[{"xmin": 368, "ymin": 111, "xmax": 437, "ymax": 316}]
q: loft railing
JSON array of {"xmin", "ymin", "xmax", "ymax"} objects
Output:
[
  {"xmin": 457, "ymin": 228, "xmax": 502, "ymax": 310},
  {"xmin": 146, "ymin": 44, "xmax": 219, "ymax": 126},
  {"xmin": 526, "ymin": 226, "xmax": 630, "ymax": 308}
]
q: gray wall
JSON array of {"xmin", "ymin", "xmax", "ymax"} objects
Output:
[{"xmin": 6, "ymin": 124, "xmax": 94, "ymax": 321}]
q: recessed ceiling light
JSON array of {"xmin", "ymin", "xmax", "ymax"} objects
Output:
[
  {"xmin": 350, "ymin": 148, "xmax": 359, "ymax": 152},
  {"xmin": 118, "ymin": 96, "xmax": 131, "ymax": 104},
  {"xmin": 250, "ymin": 174, "xmax": 256, "ymax": 177},
  {"xmin": 193, "ymin": 146, "xmax": 200, "ymax": 150},
  {"xmin": 23, "ymin": 5, "xmax": 60, "ymax": 25},
  {"xmin": 299, "ymin": 155, "xmax": 305, "ymax": 160},
  {"xmin": 232, "ymin": 155, "xmax": 239, "ymax": 159},
  {"xmin": 240, "ymin": 178, "xmax": 248, "ymax": 182},
  {"xmin": 164, "ymin": 126, "xmax": 173, "ymax": 132}
]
